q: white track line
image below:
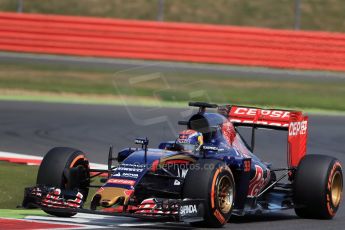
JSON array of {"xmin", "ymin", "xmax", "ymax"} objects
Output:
[
  {"xmin": 0, "ymin": 150, "xmax": 107, "ymax": 169},
  {"xmin": 25, "ymin": 213, "xmax": 128, "ymax": 228}
]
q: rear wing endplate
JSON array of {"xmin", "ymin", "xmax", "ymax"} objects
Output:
[{"xmin": 219, "ymin": 105, "xmax": 308, "ymax": 167}]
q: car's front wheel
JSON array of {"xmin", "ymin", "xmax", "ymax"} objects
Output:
[
  {"xmin": 37, "ymin": 147, "xmax": 90, "ymax": 217},
  {"xmin": 183, "ymin": 159, "xmax": 235, "ymax": 227}
]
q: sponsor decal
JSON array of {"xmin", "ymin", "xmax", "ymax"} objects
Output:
[
  {"xmin": 213, "ymin": 209, "xmax": 226, "ymax": 224},
  {"xmin": 233, "ymin": 107, "xmax": 290, "ymax": 119},
  {"xmin": 230, "ymin": 107, "xmax": 294, "ymax": 127},
  {"xmin": 326, "ymin": 161, "xmax": 342, "ymax": 216},
  {"xmin": 211, "ymin": 168, "xmax": 221, "ymax": 208},
  {"xmin": 289, "ymin": 121, "xmax": 308, "ymax": 136},
  {"xmin": 121, "ymin": 163, "xmax": 146, "ymax": 168},
  {"xmin": 116, "ymin": 167, "xmax": 144, "ymax": 172},
  {"xmin": 112, "ymin": 171, "xmax": 139, "ymax": 178},
  {"xmin": 107, "ymin": 178, "xmax": 136, "ymax": 186},
  {"xmin": 180, "ymin": 204, "xmax": 197, "ymax": 216},
  {"xmin": 122, "ymin": 173, "xmax": 139, "ymax": 178},
  {"xmin": 202, "ymin": 145, "xmax": 219, "ymax": 151}
]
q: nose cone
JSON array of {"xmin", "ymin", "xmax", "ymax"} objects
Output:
[{"xmin": 93, "ymin": 187, "xmax": 127, "ymax": 208}]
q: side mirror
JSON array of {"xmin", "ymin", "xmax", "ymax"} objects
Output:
[
  {"xmin": 135, "ymin": 138, "xmax": 149, "ymax": 165},
  {"xmin": 135, "ymin": 138, "xmax": 149, "ymax": 146}
]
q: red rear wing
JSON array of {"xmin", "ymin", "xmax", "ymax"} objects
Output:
[{"xmin": 224, "ymin": 106, "xmax": 308, "ymax": 167}]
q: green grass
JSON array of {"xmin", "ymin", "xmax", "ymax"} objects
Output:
[
  {"xmin": 0, "ymin": 209, "xmax": 46, "ymax": 219},
  {"xmin": 0, "ymin": 61, "xmax": 345, "ymax": 111},
  {"xmin": 0, "ymin": 161, "xmax": 98, "ymax": 210},
  {"xmin": 0, "ymin": 162, "xmax": 38, "ymax": 209},
  {"xmin": 1, "ymin": 0, "xmax": 345, "ymax": 32}
]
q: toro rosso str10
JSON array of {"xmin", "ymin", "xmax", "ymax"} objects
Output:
[{"xmin": 23, "ymin": 102, "xmax": 343, "ymax": 227}]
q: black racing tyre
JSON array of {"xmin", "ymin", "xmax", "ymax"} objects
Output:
[
  {"xmin": 183, "ymin": 159, "xmax": 235, "ymax": 228},
  {"xmin": 294, "ymin": 154, "xmax": 343, "ymax": 219},
  {"xmin": 37, "ymin": 147, "xmax": 90, "ymax": 217}
]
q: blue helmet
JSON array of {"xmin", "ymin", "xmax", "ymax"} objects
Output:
[{"xmin": 176, "ymin": 129, "xmax": 203, "ymax": 153}]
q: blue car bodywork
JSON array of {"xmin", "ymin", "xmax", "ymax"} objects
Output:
[
  {"xmin": 24, "ymin": 102, "xmax": 323, "ymax": 227},
  {"xmin": 112, "ymin": 104, "xmax": 284, "ymax": 216}
]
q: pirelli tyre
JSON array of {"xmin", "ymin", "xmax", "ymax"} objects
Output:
[
  {"xmin": 294, "ymin": 154, "xmax": 343, "ymax": 219},
  {"xmin": 183, "ymin": 159, "xmax": 235, "ymax": 227},
  {"xmin": 37, "ymin": 147, "xmax": 90, "ymax": 217}
]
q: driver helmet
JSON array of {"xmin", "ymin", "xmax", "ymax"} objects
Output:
[{"xmin": 176, "ymin": 129, "xmax": 203, "ymax": 153}]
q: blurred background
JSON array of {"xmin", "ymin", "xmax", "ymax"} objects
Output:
[
  {"xmin": 2, "ymin": 0, "xmax": 345, "ymax": 32},
  {"xmin": 0, "ymin": 0, "xmax": 344, "ymax": 111}
]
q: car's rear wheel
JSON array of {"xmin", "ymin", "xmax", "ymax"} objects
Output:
[
  {"xmin": 294, "ymin": 154, "xmax": 343, "ymax": 219},
  {"xmin": 37, "ymin": 147, "xmax": 90, "ymax": 217},
  {"xmin": 183, "ymin": 159, "xmax": 235, "ymax": 227}
]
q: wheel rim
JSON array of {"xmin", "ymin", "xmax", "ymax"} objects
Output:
[
  {"xmin": 331, "ymin": 171, "xmax": 342, "ymax": 207},
  {"xmin": 216, "ymin": 175, "xmax": 234, "ymax": 214}
]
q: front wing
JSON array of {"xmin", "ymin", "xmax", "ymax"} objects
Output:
[{"xmin": 22, "ymin": 185, "xmax": 205, "ymax": 223}]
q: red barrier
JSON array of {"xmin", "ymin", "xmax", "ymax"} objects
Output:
[{"xmin": 1, "ymin": 12, "xmax": 345, "ymax": 71}]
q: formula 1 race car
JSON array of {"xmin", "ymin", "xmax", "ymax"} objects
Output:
[{"xmin": 23, "ymin": 102, "xmax": 343, "ymax": 227}]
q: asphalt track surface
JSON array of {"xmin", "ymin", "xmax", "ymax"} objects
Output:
[{"xmin": 0, "ymin": 100, "xmax": 344, "ymax": 229}]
